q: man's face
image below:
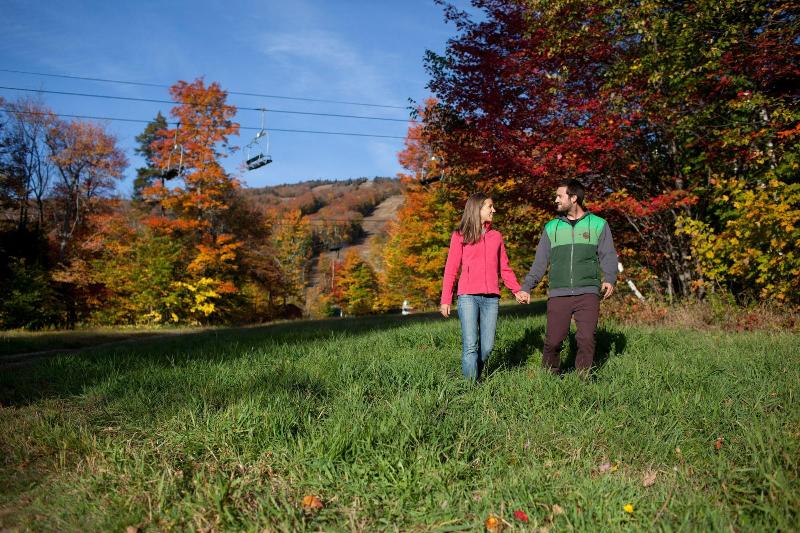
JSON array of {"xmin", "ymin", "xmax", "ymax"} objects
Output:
[{"xmin": 555, "ymin": 186, "xmax": 574, "ymax": 213}]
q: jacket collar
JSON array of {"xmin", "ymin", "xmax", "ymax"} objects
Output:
[{"xmin": 557, "ymin": 211, "xmax": 590, "ymax": 223}]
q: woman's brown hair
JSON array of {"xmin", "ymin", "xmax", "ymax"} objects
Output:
[{"xmin": 458, "ymin": 193, "xmax": 490, "ymax": 245}]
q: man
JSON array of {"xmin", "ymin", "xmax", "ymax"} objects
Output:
[{"xmin": 516, "ymin": 179, "xmax": 618, "ymax": 375}]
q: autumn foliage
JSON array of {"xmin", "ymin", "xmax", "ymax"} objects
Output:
[
  {"xmin": 415, "ymin": 0, "xmax": 799, "ymax": 305},
  {"xmin": 1, "ymin": 1, "xmax": 798, "ymax": 330}
]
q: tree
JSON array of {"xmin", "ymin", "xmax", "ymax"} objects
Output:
[
  {"xmin": 47, "ymin": 119, "xmax": 127, "ymax": 258},
  {"xmin": 87, "ymin": 204, "xmax": 186, "ymax": 324},
  {"xmin": 384, "ymin": 104, "xmax": 460, "ymax": 308},
  {"xmin": 145, "ymin": 78, "xmax": 240, "ymax": 236},
  {"xmin": 132, "ymin": 111, "xmax": 168, "ymax": 202},
  {"xmin": 677, "ymin": 178, "xmax": 800, "ymax": 306},
  {"xmin": 0, "ymin": 97, "xmax": 56, "ymax": 230},
  {"xmin": 143, "ymin": 78, "xmax": 242, "ymax": 322},
  {"xmin": 335, "ymin": 249, "xmax": 380, "ymax": 316},
  {"xmin": 269, "ymin": 208, "xmax": 313, "ymax": 305},
  {"xmin": 424, "ymin": 0, "xmax": 799, "ymax": 302}
]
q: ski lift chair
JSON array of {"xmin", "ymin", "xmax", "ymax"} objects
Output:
[
  {"xmin": 161, "ymin": 124, "xmax": 184, "ymax": 181},
  {"xmin": 245, "ymin": 109, "xmax": 273, "ymax": 171},
  {"xmin": 246, "ymin": 152, "xmax": 272, "ymax": 170}
]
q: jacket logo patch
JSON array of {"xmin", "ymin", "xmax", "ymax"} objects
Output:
[{"xmin": 582, "ymin": 232, "xmax": 590, "ymax": 240}]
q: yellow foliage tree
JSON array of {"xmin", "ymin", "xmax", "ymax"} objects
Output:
[
  {"xmin": 335, "ymin": 250, "xmax": 380, "ymax": 316},
  {"xmin": 677, "ymin": 178, "xmax": 800, "ymax": 305}
]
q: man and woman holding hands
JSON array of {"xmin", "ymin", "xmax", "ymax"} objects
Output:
[{"xmin": 440, "ymin": 179, "xmax": 619, "ymax": 382}]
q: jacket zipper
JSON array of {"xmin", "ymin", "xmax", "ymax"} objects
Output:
[
  {"xmin": 570, "ymin": 222, "xmax": 575, "ymax": 293},
  {"xmin": 483, "ymin": 234, "xmax": 488, "ymax": 293}
]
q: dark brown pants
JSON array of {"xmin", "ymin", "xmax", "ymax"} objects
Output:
[{"xmin": 543, "ymin": 293, "xmax": 600, "ymax": 372}]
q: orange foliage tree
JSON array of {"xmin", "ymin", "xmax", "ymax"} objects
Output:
[
  {"xmin": 384, "ymin": 102, "xmax": 459, "ymax": 309},
  {"xmin": 143, "ymin": 79, "xmax": 242, "ymax": 323},
  {"xmin": 45, "ymin": 119, "xmax": 127, "ymax": 324},
  {"xmin": 47, "ymin": 119, "xmax": 127, "ymax": 258}
]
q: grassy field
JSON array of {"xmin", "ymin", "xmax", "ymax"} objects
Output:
[
  {"xmin": 0, "ymin": 326, "xmax": 211, "ymax": 358},
  {"xmin": 1, "ymin": 303, "xmax": 797, "ymax": 531}
]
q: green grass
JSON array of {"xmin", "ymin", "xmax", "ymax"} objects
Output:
[
  {"xmin": 0, "ymin": 326, "xmax": 206, "ymax": 358},
  {"xmin": 1, "ymin": 304, "xmax": 797, "ymax": 531}
]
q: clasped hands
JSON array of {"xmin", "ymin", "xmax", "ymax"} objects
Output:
[
  {"xmin": 515, "ymin": 283, "xmax": 614, "ymax": 304},
  {"xmin": 441, "ymin": 291, "xmax": 529, "ymax": 317}
]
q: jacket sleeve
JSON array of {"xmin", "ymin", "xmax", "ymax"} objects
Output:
[
  {"xmin": 520, "ymin": 229, "xmax": 551, "ymax": 293},
  {"xmin": 499, "ymin": 236, "xmax": 521, "ymax": 293},
  {"xmin": 598, "ymin": 222, "xmax": 618, "ymax": 284},
  {"xmin": 440, "ymin": 231, "xmax": 463, "ymax": 305}
]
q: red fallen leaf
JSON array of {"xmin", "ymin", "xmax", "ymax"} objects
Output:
[
  {"xmin": 714, "ymin": 438, "xmax": 723, "ymax": 450},
  {"xmin": 302, "ymin": 495, "xmax": 324, "ymax": 510},
  {"xmin": 513, "ymin": 510, "xmax": 529, "ymax": 523}
]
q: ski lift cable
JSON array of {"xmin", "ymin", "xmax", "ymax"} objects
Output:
[
  {"xmin": 0, "ymin": 86, "xmax": 416, "ymax": 123},
  {"xmin": 0, "ymin": 68, "xmax": 408, "ymax": 110},
  {"xmin": 0, "ymin": 107, "xmax": 406, "ymax": 139}
]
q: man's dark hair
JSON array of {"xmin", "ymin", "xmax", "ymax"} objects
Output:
[{"xmin": 558, "ymin": 178, "xmax": 586, "ymax": 206}]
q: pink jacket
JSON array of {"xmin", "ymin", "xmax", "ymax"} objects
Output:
[{"xmin": 440, "ymin": 226, "xmax": 521, "ymax": 305}]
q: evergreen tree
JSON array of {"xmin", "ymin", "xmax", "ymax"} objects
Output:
[{"xmin": 132, "ymin": 111, "xmax": 168, "ymax": 202}]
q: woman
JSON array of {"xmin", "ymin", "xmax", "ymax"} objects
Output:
[{"xmin": 440, "ymin": 193, "xmax": 524, "ymax": 381}]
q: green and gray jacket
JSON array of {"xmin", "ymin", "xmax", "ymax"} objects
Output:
[{"xmin": 520, "ymin": 212, "xmax": 618, "ymax": 298}]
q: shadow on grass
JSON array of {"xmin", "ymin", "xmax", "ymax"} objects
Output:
[
  {"xmin": 562, "ymin": 326, "xmax": 628, "ymax": 374},
  {"xmin": 486, "ymin": 311, "xmax": 627, "ymax": 377},
  {"xmin": 0, "ymin": 304, "xmax": 549, "ymax": 407},
  {"xmin": 487, "ymin": 325, "xmax": 546, "ymax": 374}
]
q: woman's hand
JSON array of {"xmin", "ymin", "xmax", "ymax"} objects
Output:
[{"xmin": 440, "ymin": 304, "xmax": 450, "ymax": 318}]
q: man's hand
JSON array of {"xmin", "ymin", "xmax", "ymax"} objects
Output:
[
  {"xmin": 601, "ymin": 282, "xmax": 615, "ymax": 300},
  {"xmin": 440, "ymin": 304, "xmax": 450, "ymax": 317},
  {"xmin": 515, "ymin": 291, "xmax": 530, "ymax": 304}
]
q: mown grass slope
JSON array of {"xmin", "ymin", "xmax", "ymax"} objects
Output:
[{"xmin": 1, "ymin": 304, "xmax": 797, "ymax": 531}]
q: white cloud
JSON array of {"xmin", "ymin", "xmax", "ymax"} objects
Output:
[{"xmin": 260, "ymin": 30, "xmax": 403, "ymax": 110}]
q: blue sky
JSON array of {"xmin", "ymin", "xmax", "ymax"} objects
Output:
[{"xmin": 0, "ymin": 0, "xmax": 473, "ymax": 194}]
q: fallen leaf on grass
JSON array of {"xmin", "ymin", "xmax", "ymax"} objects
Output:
[
  {"xmin": 552, "ymin": 504, "xmax": 564, "ymax": 515},
  {"xmin": 302, "ymin": 495, "xmax": 324, "ymax": 510},
  {"xmin": 643, "ymin": 470, "xmax": 657, "ymax": 487},
  {"xmin": 485, "ymin": 514, "xmax": 502, "ymax": 532},
  {"xmin": 125, "ymin": 527, "xmax": 139, "ymax": 533},
  {"xmin": 513, "ymin": 510, "xmax": 529, "ymax": 523},
  {"xmin": 599, "ymin": 462, "xmax": 619, "ymax": 474},
  {"xmin": 714, "ymin": 437, "xmax": 724, "ymax": 450}
]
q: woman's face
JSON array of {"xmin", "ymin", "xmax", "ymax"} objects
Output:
[{"xmin": 479, "ymin": 198, "xmax": 495, "ymax": 224}]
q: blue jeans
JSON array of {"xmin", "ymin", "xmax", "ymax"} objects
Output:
[{"xmin": 457, "ymin": 294, "xmax": 500, "ymax": 381}]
